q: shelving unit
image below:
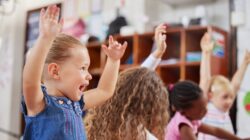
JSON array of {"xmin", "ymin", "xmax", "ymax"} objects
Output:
[{"xmin": 86, "ymin": 26, "xmax": 228, "ymax": 88}]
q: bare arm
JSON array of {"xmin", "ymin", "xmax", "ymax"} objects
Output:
[
  {"xmin": 199, "ymin": 28, "xmax": 214, "ymax": 97},
  {"xmin": 198, "ymin": 123, "xmax": 240, "ymax": 140},
  {"xmin": 84, "ymin": 36, "xmax": 127, "ymax": 109},
  {"xmin": 231, "ymin": 50, "xmax": 250, "ymax": 94},
  {"xmin": 22, "ymin": 5, "xmax": 63, "ymax": 116},
  {"xmin": 141, "ymin": 24, "xmax": 167, "ymax": 70},
  {"xmin": 179, "ymin": 124, "xmax": 197, "ymax": 140}
]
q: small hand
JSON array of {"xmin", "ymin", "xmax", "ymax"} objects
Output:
[
  {"xmin": 243, "ymin": 50, "xmax": 250, "ymax": 64},
  {"xmin": 102, "ymin": 36, "xmax": 127, "ymax": 61},
  {"xmin": 39, "ymin": 5, "xmax": 63, "ymax": 39},
  {"xmin": 200, "ymin": 27, "xmax": 214, "ymax": 53},
  {"xmin": 154, "ymin": 24, "xmax": 167, "ymax": 56}
]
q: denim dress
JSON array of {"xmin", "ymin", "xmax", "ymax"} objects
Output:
[{"xmin": 21, "ymin": 85, "xmax": 87, "ymax": 140}]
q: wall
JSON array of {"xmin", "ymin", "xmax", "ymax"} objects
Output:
[
  {"xmin": 236, "ymin": 0, "xmax": 250, "ymax": 137},
  {"xmin": 145, "ymin": 0, "xmax": 230, "ymax": 31}
]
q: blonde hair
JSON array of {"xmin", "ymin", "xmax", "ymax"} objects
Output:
[
  {"xmin": 45, "ymin": 33, "xmax": 85, "ymax": 64},
  {"xmin": 85, "ymin": 67, "xmax": 169, "ymax": 140},
  {"xmin": 209, "ymin": 75, "xmax": 234, "ymax": 96},
  {"xmin": 42, "ymin": 33, "xmax": 86, "ymax": 81}
]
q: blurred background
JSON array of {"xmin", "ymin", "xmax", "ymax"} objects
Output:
[{"xmin": 0, "ymin": 0, "xmax": 250, "ymax": 139}]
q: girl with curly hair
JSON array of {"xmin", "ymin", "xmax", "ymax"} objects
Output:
[
  {"xmin": 86, "ymin": 67, "xmax": 169, "ymax": 140},
  {"xmin": 85, "ymin": 24, "xmax": 169, "ymax": 140}
]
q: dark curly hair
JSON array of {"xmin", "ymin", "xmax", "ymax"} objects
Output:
[
  {"xmin": 168, "ymin": 80, "xmax": 203, "ymax": 117},
  {"xmin": 85, "ymin": 67, "xmax": 169, "ymax": 140}
]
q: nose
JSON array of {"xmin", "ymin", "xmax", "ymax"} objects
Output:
[{"xmin": 86, "ymin": 72, "xmax": 92, "ymax": 81}]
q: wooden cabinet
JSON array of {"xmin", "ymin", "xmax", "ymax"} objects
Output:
[{"xmin": 86, "ymin": 26, "xmax": 228, "ymax": 88}]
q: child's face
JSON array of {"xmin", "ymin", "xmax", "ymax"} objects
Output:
[
  {"xmin": 57, "ymin": 46, "xmax": 92, "ymax": 101},
  {"xmin": 183, "ymin": 95, "xmax": 207, "ymax": 120},
  {"xmin": 211, "ymin": 91, "xmax": 234, "ymax": 112}
]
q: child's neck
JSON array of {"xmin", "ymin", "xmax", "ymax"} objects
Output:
[
  {"xmin": 43, "ymin": 81, "xmax": 65, "ymax": 98},
  {"xmin": 180, "ymin": 112, "xmax": 196, "ymax": 122},
  {"xmin": 210, "ymin": 101, "xmax": 228, "ymax": 113}
]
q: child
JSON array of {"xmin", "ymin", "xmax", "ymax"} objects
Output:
[
  {"xmin": 22, "ymin": 5, "xmax": 127, "ymax": 140},
  {"xmin": 165, "ymin": 80, "xmax": 244, "ymax": 140},
  {"xmin": 86, "ymin": 24, "xmax": 169, "ymax": 140},
  {"xmin": 198, "ymin": 29, "xmax": 250, "ymax": 139},
  {"xmin": 86, "ymin": 67, "xmax": 169, "ymax": 140}
]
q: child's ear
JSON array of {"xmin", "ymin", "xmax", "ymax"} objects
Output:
[{"xmin": 47, "ymin": 63, "xmax": 60, "ymax": 80}]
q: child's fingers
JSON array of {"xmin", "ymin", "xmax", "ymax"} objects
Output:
[
  {"xmin": 109, "ymin": 36, "xmax": 114, "ymax": 46},
  {"xmin": 102, "ymin": 44, "xmax": 109, "ymax": 54},
  {"xmin": 122, "ymin": 41, "xmax": 128, "ymax": 50},
  {"xmin": 51, "ymin": 5, "xmax": 57, "ymax": 19},
  {"xmin": 158, "ymin": 29, "xmax": 166, "ymax": 34},
  {"xmin": 207, "ymin": 26, "xmax": 212, "ymax": 37},
  {"xmin": 157, "ymin": 23, "xmax": 166, "ymax": 29},
  {"xmin": 162, "ymin": 34, "xmax": 167, "ymax": 41},
  {"xmin": 52, "ymin": 5, "xmax": 59, "ymax": 20},
  {"xmin": 156, "ymin": 26, "xmax": 166, "ymax": 32},
  {"xmin": 40, "ymin": 8, "xmax": 45, "ymax": 17},
  {"xmin": 40, "ymin": 8, "xmax": 45, "ymax": 21},
  {"xmin": 44, "ymin": 5, "xmax": 52, "ymax": 18},
  {"xmin": 55, "ymin": 7, "xmax": 60, "ymax": 22},
  {"xmin": 59, "ymin": 18, "xmax": 64, "ymax": 32},
  {"xmin": 117, "ymin": 44, "xmax": 122, "ymax": 49},
  {"xmin": 203, "ymin": 32, "xmax": 209, "ymax": 41}
]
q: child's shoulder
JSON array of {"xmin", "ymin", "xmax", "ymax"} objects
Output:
[{"xmin": 168, "ymin": 112, "xmax": 192, "ymax": 130}]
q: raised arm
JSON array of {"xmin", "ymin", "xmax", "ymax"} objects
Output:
[
  {"xmin": 199, "ymin": 28, "xmax": 214, "ymax": 96},
  {"xmin": 22, "ymin": 5, "xmax": 63, "ymax": 116},
  {"xmin": 231, "ymin": 50, "xmax": 250, "ymax": 93},
  {"xmin": 83, "ymin": 36, "xmax": 127, "ymax": 109},
  {"xmin": 141, "ymin": 24, "xmax": 167, "ymax": 70}
]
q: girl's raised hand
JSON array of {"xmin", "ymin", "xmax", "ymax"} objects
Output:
[
  {"xmin": 243, "ymin": 49, "xmax": 250, "ymax": 64},
  {"xmin": 154, "ymin": 24, "xmax": 167, "ymax": 54},
  {"xmin": 39, "ymin": 5, "xmax": 63, "ymax": 39},
  {"xmin": 200, "ymin": 27, "xmax": 214, "ymax": 53},
  {"xmin": 102, "ymin": 36, "xmax": 127, "ymax": 61}
]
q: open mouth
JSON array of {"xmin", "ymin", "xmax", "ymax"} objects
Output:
[{"xmin": 79, "ymin": 85, "xmax": 86, "ymax": 92}]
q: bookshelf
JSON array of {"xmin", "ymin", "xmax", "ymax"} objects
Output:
[{"xmin": 86, "ymin": 26, "xmax": 228, "ymax": 88}]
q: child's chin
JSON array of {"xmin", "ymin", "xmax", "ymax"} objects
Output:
[
  {"xmin": 70, "ymin": 96, "xmax": 81, "ymax": 101},
  {"xmin": 223, "ymin": 107, "xmax": 230, "ymax": 112}
]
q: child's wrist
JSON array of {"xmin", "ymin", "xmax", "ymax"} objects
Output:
[
  {"xmin": 202, "ymin": 48, "xmax": 212, "ymax": 54},
  {"xmin": 107, "ymin": 57, "xmax": 120, "ymax": 63},
  {"xmin": 154, "ymin": 49, "xmax": 165, "ymax": 58},
  {"xmin": 38, "ymin": 34, "xmax": 55, "ymax": 43}
]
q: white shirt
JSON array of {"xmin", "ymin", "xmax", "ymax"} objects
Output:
[
  {"xmin": 146, "ymin": 129, "xmax": 158, "ymax": 140},
  {"xmin": 141, "ymin": 54, "xmax": 161, "ymax": 70}
]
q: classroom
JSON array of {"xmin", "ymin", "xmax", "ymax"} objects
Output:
[{"xmin": 0, "ymin": 0, "xmax": 250, "ymax": 140}]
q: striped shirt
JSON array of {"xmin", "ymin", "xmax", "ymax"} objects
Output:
[{"xmin": 198, "ymin": 102, "xmax": 234, "ymax": 140}]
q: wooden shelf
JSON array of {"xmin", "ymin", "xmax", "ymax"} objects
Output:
[
  {"xmin": 158, "ymin": 62, "xmax": 181, "ymax": 68},
  {"xmin": 86, "ymin": 41, "xmax": 103, "ymax": 48},
  {"xmin": 86, "ymin": 26, "xmax": 228, "ymax": 88},
  {"xmin": 119, "ymin": 64, "xmax": 135, "ymax": 71},
  {"xmin": 89, "ymin": 68, "xmax": 103, "ymax": 75},
  {"xmin": 185, "ymin": 61, "xmax": 200, "ymax": 66}
]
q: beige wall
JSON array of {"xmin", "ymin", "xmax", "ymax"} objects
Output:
[{"xmin": 145, "ymin": 0, "xmax": 229, "ymax": 30}]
